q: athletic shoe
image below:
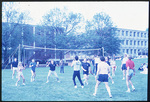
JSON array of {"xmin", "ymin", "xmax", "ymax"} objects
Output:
[
  {"xmin": 126, "ymin": 89, "xmax": 130, "ymax": 93},
  {"xmin": 93, "ymin": 93, "xmax": 96, "ymax": 96},
  {"xmin": 15, "ymin": 83, "xmax": 17, "ymax": 86},
  {"xmin": 12, "ymin": 76, "xmax": 14, "ymax": 79},
  {"xmin": 81, "ymin": 86, "xmax": 84, "ymax": 88},
  {"xmin": 132, "ymin": 88, "xmax": 135, "ymax": 91},
  {"xmin": 122, "ymin": 78, "xmax": 125, "ymax": 80},
  {"xmin": 86, "ymin": 82, "xmax": 88, "ymax": 85},
  {"xmin": 74, "ymin": 86, "xmax": 77, "ymax": 88},
  {"xmin": 112, "ymin": 81, "xmax": 114, "ymax": 84},
  {"xmin": 109, "ymin": 94, "xmax": 112, "ymax": 98},
  {"xmin": 46, "ymin": 81, "xmax": 49, "ymax": 83},
  {"xmin": 31, "ymin": 79, "xmax": 32, "ymax": 82},
  {"xmin": 57, "ymin": 80, "xmax": 60, "ymax": 83},
  {"xmin": 22, "ymin": 83, "xmax": 25, "ymax": 85}
]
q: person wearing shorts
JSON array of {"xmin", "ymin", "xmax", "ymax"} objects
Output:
[
  {"xmin": 46, "ymin": 59, "xmax": 60, "ymax": 83},
  {"xmin": 121, "ymin": 53, "xmax": 128, "ymax": 80},
  {"xmin": 15, "ymin": 62, "xmax": 26, "ymax": 86},
  {"xmin": 11, "ymin": 58, "xmax": 18, "ymax": 79},
  {"xmin": 126, "ymin": 55, "xmax": 135, "ymax": 93},
  {"xmin": 93, "ymin": 56, "xmax": 112, "ymax": 98},
  {"xmin": 105, "ymin": 57, "xmax": 114, "ymax": 84},
  {"xmin": 71, "ymin": 56, "xmax": 84, "ymax": 88},
  {"xmin": 29, "ymin": 59, "xmax": 38, "ymax": 82},
  {"xmin": 81, "ymin": 58, "xmax": 92, "ymax": 85},
  {"xmin": 110, "ymin": 58, "xmax": 117, "ymax": 77}
]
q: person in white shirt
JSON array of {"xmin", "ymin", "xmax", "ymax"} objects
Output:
[
  {"xmin": 93, "ymin": 56, "xmax": 112, "ymax": 98},
  {"xmin": 71, "ymin": 56, "xmax": 84, "ymax": 88},
  {"xmin": 110, "ymin": 58, "xmax": 117, "ymax": 77},
  {"xmin": 121, "ymin": 53, "xmax": 128, "ymax": 80},
  {"xmin": 94, "ymin": 55, "xmax": 100, "ymax": 75}
]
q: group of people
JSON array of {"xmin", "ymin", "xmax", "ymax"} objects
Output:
[{"xmin": 10, "ymin": 53, "xmax": 136, "ymax": 98}]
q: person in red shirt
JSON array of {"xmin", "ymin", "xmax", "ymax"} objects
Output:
[{"xmin": 125, "ymin": 55, "xmax": 135, "ymax": 93}]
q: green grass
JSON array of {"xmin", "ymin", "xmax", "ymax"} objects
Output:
[{"xmin": 2, "ymin": 58, "xmax": 148, "ymax": 101}]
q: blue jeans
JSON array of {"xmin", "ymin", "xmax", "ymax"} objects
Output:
[{"xmin": 60, "ymin": 66, "xmax": 64, "ymax": 73}]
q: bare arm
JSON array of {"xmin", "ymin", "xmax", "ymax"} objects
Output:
[{"xmin": 81, "ymin": 66, "xmax": 86, "ymax": 71}]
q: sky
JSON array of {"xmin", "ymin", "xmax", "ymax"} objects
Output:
[{"xmin": 14, "ymin": 1, "xmax": 149, "ymax": 31}]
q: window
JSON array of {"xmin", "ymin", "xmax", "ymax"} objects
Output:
[
  {"xmin": 141, "ymin": 33, "xmax": 143, "ymax": 37},
  {"xmin": 130, "ymin": 40, "xmax": 132, "ymax": 45},
  {"xmin": 126, "ymin": 49, "xmax": 129, "ymax": 54},
  {"xmin": 145, "ymin": 41, "xmax": 147, "ymax": 46},
  {"xmin": 122, "ymin": 30, "xmax": 124, "ymax": 36},
  {"xmin": 126, "ymin": 40, "xmax": 128, "ymax": 45},
  {"xmin": 118, "ymin": 30, "xmax": 120, "ymax": 34},
  {"xmin": 137, "ymin": 32, "xmax": 139, "ymax": 37},
  {"xmin": 133, "ymin": 32, "xmax": 136, "ymax": 37},
  {"xmin": 126, "ymin": 31, "xmax": 128, "ymax": 36},
  {"xmin": 130, "ymin": 31, "xmax": 132, "ymax": 36},
  {"xmin": 144, "ymin": 33, "xmax": 146, "ymax": 38},
  {"xmin": 123, "ymin": 49, "xmax": 125, "ymax": 53},
  {"xmin": 134, "ymin": 41, "xmax": 136, "ymax": 45},
  {"xmin": 138, "ymin": 41, "xmax": 140, "ymax": 46},
  {"xmin": 130, "ymin": 49, "xmax": 132, "ymax": 54},
  {"xmin": 141, "ymin": 41, "xmax": 143, "ymax": 46},
  {"xmin": 134, "ymin": 49, "xmax": 136, "ymax": 54}
]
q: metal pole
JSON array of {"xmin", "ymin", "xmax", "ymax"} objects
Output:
[
  {"xmin": 102, "ymin": 47, "xmax": 104, "ymax": 56},
  {"xmin": 18, "ymin": 44, "xmax": 21, "ymax": 62},
  {"xmin": 23, "ymin": 48, "xmax": 25, "ymax": 67}
]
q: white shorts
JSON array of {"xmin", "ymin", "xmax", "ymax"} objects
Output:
[
  {"xmin": 13, "ymin": 67, "xmax": 18, "ymax": 71},
  {"xmin": 18, "ymin": 71, "xmax": 23, "ymax": 76},
  {"xmin": 48, "ymin": 70, "xmax": 58, "ymax": 77}
]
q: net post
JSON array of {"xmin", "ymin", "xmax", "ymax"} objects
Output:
[{"xmin": 18, "ymin": 44, "xmax": 21, "ymax": 62}]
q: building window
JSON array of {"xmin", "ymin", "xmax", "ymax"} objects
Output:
[
  {"xmin": 130, "ymin": 49, "xmax": 132, "ymax": 54},
  {"xmin": 137, "ymin": 32, "xmax": 139, "ymax": 37},
  {"xmin": 121, "ymin": 40, "xmax": 124, "ymax": 45},
  {"xmin": 130, "ymin": 40, "xmax": 132, "ymax": 45},
  {"xmin": 126, "ymin": 31, "xmax": 128, "ymax": 36},
  {"xmin": 134, "ymin": 41, "xmax": 136, "ymax": 45},
  {"xmin": 141, "ymin": 41, "xmax": 143, "ymax": 46},
  {"xmin": 138, "ymin": 41, "xmax": 140, "ymax": 46},
  {"xmin": 126, "ymin": 40, "xmax": 128, "ymax": 45},
  {"xmin": 123, "ymin": 49, "xmax": 125, "ymax": 53},
  {"xmin": 130, "ymin": 31, "xmax": 132, "ymax": 36},
  {"xmin": 122, "ymin": 30, "xmax": 124, "ymax": 36},
  {"xmin": 134, "ymin": 49, "xmax": 136, "ymax": 54},
  {"xmin": 126, "ymin": 49, "xmax": 129, "ymax": 54},
  {"xmin": 141, "ymin": 33, "xmax": 143, "ymax": 37},
  {"xmin": 133, "ymin": 32, "xmax": 136, "ymax": 37},
  {"xmin": 145, "ymin": 41, "xmax": 147, "ymax": 46},
  {"xmin": 144, "ymin": 33, "xmax": 146, "ymax": 38}
]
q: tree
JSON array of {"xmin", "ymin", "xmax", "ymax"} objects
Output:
[
  {"xmin": 85, "ymin": 12, "xmax": 121, "ymax": 56},
  {"xmin": 41, "ymin": 8, "xmax": 84, "ymax": 59},
  {"xmin": 2, "ymin": 2, "xmax": 31, "ymax": 63}
]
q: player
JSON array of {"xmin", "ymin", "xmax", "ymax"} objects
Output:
[
  {"xmin": 11, "ymin": 58, "xmax": 18, "ymax": 79},
  {"xmin": 15, "ymin": 62, "xmax": 26, "ymax": 86},
  {"xmin": 71, "ymin": 56, "xmax": 84, "ymax": 88},
  {"xmin": 59, "ymin": 59, "xmax": 64, "ymax": 73},
  {"xmin": 91, "ymin": 57, "xmax": 95, "ymax": 74},
  {"xmin": 94, "ymin": 55, "xmax": 100, "ymax": 75},
  {"xmin": 46, "ymin": 59, "xmax": 60, "ymax": 83},
  {"xmin": 105, "ymin": 57, "xmax": 114, "ymax": 84},
  {"xmin": 126, "ymin": 55, "xmax": 135, "ymax": 92},
  {"xmin": 110, "ymin": 58, "xmax": 117, "ymax": 77},
  {"xmin": 93, "ymin": 56, "xmax": 112, "ymax": 98},
  {"xmin": 121, "ymin": 53, "xmax": 128, "ymax": 80},
  {"xmin": 29, "ymin": 59, "xmax": 39, "ymax": 82},
  {"xmin": 81, "ymin": 58, "xmax": 93, "ymax": 85}
]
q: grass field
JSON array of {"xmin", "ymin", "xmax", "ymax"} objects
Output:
[{"xmin": 2, "ymin": 58, "xmax": 148, "ymax": 101}]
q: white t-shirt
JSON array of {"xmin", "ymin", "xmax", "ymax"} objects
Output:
[
  {"xmin": 122, "ymin": 57, "xmax": 128, "ymax": 64},
  {"xmin": 97, "ymin": 61, "xmax": 110, "ymax": 74},
  {"xmin": 110, "ymin": 60, "xmax": 116, "ymax": 68},
  {"xmin": 71, "ymin": 60, "xmax": 81, "ymax": 71},
  {"xmin": 95, "ymin": 57, "xmax": 100, "ymax": 64}
]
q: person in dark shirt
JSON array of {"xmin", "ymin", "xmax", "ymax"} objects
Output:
[
  {"xmin": 59, "ymin": 59, "xmax": 64, "ymax": 73},
  {"xmin": 29, "ymin": 59, "xmax": 39, "ymax": 82},
  {"xmin": 46, "ymin": 59, "xmax": 60, "ymax": 83},
  {"xmin": 11, "ymin": 58, "xmax": 18, "ymax": 79},
  {"xmin": 81, "ymin": 58, "xmax": 92, "ymax": 85}
]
